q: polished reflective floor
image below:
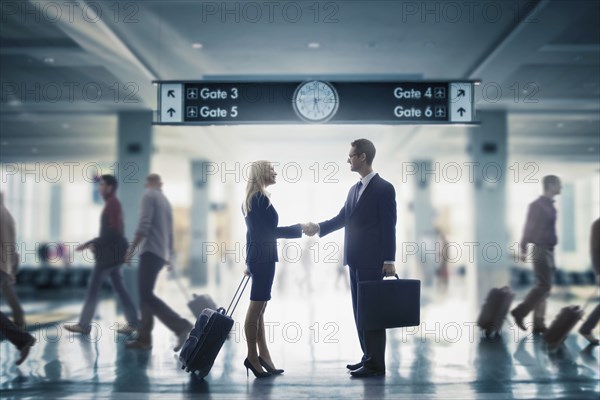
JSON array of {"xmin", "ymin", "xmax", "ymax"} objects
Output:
[{"xmin": 1, "ymin": 269, "xmax": 599, "ymax": 400}]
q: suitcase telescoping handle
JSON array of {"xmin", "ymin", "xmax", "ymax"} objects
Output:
[
  {"xmin": 168, "ymin": 259, "xmax": 193, "ymax": 303},
  {"xmin": 581, "ymin": 288, "xmax": 598, "ymax": 312},
  {"xmin": 225, "ymin": 274, "xmax": 250, "ymax": 318}
]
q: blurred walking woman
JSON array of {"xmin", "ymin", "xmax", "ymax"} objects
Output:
[{"xmin": 242, "ymin": 161, "xmax": 302, "ymax": 378}]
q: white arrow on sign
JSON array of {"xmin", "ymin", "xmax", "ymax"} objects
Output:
[{"xmin": 160, "ymin": 84, "xmax": 183, "ymax": 123}]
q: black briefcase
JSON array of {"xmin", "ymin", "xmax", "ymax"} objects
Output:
[{"xmin": 357, "ymin": 274, "xmax": 420, "ymax": 330}]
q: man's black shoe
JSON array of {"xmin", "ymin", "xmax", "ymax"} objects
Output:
[
  {"xmin": 532, "ymin": 326, "xmax": 547, "ymax": 335},
  {"xmin": 346, "ymin": 361, "xmax": 364, "ymax": 371},
  {"xmin": 510, "ymin": 309, "xmax": 527, "ymax": 331},
  {"xmin": 350, "ymin": 366, "xmax": 385, "ymax": 378}
]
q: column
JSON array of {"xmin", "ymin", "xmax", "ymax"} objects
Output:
[
  {"xmin": 468, "ymin": 111, "xmax": 509, "ymax": 305},
  {"xmin": 412, "ymin": 160, "xmax": 436, "ymax": 287},
  {"xmin": 49, "ymin": 184, "xmax": 62, "ymax": 241},
  {"xmin": 117, "ymin": 111, "xmax": 153, "ymax": 308},
  {"xmin": 560, "ymin": 183, "xmax": 575, "ymax": 252},
  {"xmin": 189, "ymin": 160, "xmax": 210, "ymax": 286}
]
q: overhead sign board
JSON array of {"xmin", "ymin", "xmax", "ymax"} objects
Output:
[{"xmin": 155, "ymin": 80, "xmax": 478, "ymax": 125}]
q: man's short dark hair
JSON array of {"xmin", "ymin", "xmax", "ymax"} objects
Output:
[
  {"xmin": 101, "ymin": 174, "xmax": 118, "ymax": 191},
  {"xmin": 351, "ymin": 139, "xmax": 376, "ymax": 165},
  {"xmin": 543, "ymin": 175, "xmax": 560, "ymax": 190}
]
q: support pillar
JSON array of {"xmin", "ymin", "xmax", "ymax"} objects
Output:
[
  {"xmin": 468, "ymin": 111, "xmax": 509, "ymax": 305},
  {"xmin": 412, "ymin": 160, "xmax": 436, "ymax": 287},
  {"xmin": 117, "ymin": 111, "xmax": 153, "ymax": 309},
  {"xmin": 189, "ymin": 160, "xmax": 210, "ymax": 286}
]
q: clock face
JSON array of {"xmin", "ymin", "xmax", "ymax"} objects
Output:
[{"xmin": 293, "ymin": 81, "xmax": 339, "ymax": 123}]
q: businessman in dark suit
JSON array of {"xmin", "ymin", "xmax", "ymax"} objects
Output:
[{"xmin": 305, "ymin": 139, "xmax": 397, "ymax": 378}]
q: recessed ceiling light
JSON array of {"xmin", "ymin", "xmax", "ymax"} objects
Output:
[
  {"xmin": 308, "ymin": 42, "xmax": 320, "ymax": 49},
  {"xmin": 192, "ymin": 43, "xmax": 203, "ymax": 49},
  {"xmin": 589, "ymin": 146, "xmax": 596, "ymax": 152},
  {"xmin": 43, "ymin": 57, "xmax": 55, "ymax": 64},
  {"xmin": 1, "ymin": 141, "xmax": 8, "ymax": 146},
  {"xmin": 557, "ymin": 122, "xmax": 564, "ymax": 128},
  {"xmin": 62, "ymin": 123, "xmax": 70, "ymax": 129},
  {"xmin": 7, "ymin": 99, "xmax": 21, "ymax": 107},
  {"xmin": 32, "ymin": 147, "xmax": 38, "ymax": 153}
]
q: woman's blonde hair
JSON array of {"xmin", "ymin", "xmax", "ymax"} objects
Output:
[{"xmin": 243, "ymin": 160, "xmax": 272, "ymax": 215}]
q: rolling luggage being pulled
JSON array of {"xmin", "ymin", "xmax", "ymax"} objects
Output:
[
  {"xmin": 477, "ymin": 286, "xmax": 515, "ymax": 338},
  {"xmin": 543, "ymin": 306, "xmax": 583, "ymax": 349},
  {"xmin": 179, "ymin": 275, "xmax": 249, "ymax": 378},
  {"xmin": 543, "ymin": 290, "xmax": 596, "ymax": 349},
  {"xmin": 170, "ymin": 261, "xmax": 218, "ymax": 319}
]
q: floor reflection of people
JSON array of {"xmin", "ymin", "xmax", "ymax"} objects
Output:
[
  {"xmin": 41, "ymin": 335, "xmax": 62, "ymax": 382},
  {"xmin": 360, "ymin": 378, "xmax": 385, "ymax": 399},
  {"xmin": 248, "ymin": 377, "xmax": 275, "ymax": 399},
  {"xmin": 547, "ymin": 341, "xmax": 597, "ymax": 397},
  {"xmin": 187, "ymin": 373, "xmax": 212, "ymax": 397},
  {"xmin": 408, "ymin": 340, "xmax": 433, "ymax": 395},
  {"xmin": 473, "ymin": 336, "xmax": 514, "ymax": 398},
  {"xmin": 513, "ymin": 336, "xmax": 553, "ymax": 399},
  {"xmin": 579, "ymin": 343, "xmax": 599, "ymax": 370},
  {"xmin": 113, "ymin": 341, "xmax": 151, "ymax": 395}
]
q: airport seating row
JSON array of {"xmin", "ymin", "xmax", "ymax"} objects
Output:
[
  {"xmin": 510, "ymin": 266, "xmax": 597, "ymax": 287},
  {"xmin": 15, "ymin": 267, "xmax": 112, "ymax": 291}
]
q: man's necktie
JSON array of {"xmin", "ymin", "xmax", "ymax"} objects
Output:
[{"xmin": 352, "ymin": 181, "xmax": 363, "ymax": 210}]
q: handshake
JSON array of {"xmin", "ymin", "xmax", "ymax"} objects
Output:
[{"xmin": 300, "ymin": 222, "xmax": 319, "ymax": 237}]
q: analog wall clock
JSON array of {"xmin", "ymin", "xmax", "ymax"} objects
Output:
[{"xmin": 293, "ymin": 81, "xmax": 339, "ymax": 123}]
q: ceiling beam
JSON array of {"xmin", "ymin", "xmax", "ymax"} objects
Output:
[
  {"xmin": 32, "ymin": 0, "xmax": 157, "ymax": 108},
  {"xmin": 467, "ymin": 0, "xmax": 593, "ymax": 91}
]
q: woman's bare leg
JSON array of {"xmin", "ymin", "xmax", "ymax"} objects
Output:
[
  {"xmin": 257, "ymin": 302, "xmax": 277, "ymax": 368},
  {"xmin": 245, "ymin": 300, "xmax": 267, "ymax": 371}
]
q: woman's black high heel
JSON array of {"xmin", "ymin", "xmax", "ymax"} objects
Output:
[
  {"xmin": 244, "ymin": 358, "xmax": 271, "ymax": 378},
  {"xmin": 259, "ymin": 356, "xmax": 284, "ymax": 375}
]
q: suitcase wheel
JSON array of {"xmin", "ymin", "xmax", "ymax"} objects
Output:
[{"xmin": 484, "ymin": 328, "xmax": 500, "ymax": 339}]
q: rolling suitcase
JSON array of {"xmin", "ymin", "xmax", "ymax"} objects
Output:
[
  {"xmin": 186, "ymin": 294, "xmax": 217, "ymax": 319},
  {"xmin": 179, "ymin": 275, "xmax": 249, "ymax": 378},
  {"xmin": 543, "ymin": 306, "xmax": 583, "ymax": 349},
  {"xmin": 477, "ymin": 286, "xmax": 515, "ymax": 338},
  {"xmin": 543, "ymin": 290, "xmax": 596, "ymax": 349},
  {"xmin": 170, "ymin": 268, "xmax": 218, "ymax": 319}
]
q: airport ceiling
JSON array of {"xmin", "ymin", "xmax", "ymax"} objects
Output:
[{"xmin": 0, "ymin": 0, "xmax": 599, "ymax": 163}]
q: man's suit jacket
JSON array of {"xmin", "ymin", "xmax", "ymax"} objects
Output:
[
  {"xmin": 318, "ymin": 173, "xmax": 396, "ymax": 268},
  {"xmin": 244, "ymin": 192, "xmax": 302, "ymax": 264}
]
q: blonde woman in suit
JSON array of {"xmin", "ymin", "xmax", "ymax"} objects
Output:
[{"xmin": 242, "ymin": 160, "xmax": 307, "ymax": 378}]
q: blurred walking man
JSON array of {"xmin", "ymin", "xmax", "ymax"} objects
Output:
[
  {"xmin": 124, "ymin": 174, "xmax": 192, "ymax": 350},
  {"xmin": 579, "ymin": 218, "xmax": 599, "ymax": 345},
  {"xmin": 64, "ymin": 175, "xmax": 139, "ymax": 335},
  {"xmin": 0, "ymin": 192, "xmax": 35, "ymax": 365},
  {"xmin": 511, "ymin": 175, "xmax": 561, "ymax": 334}
]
